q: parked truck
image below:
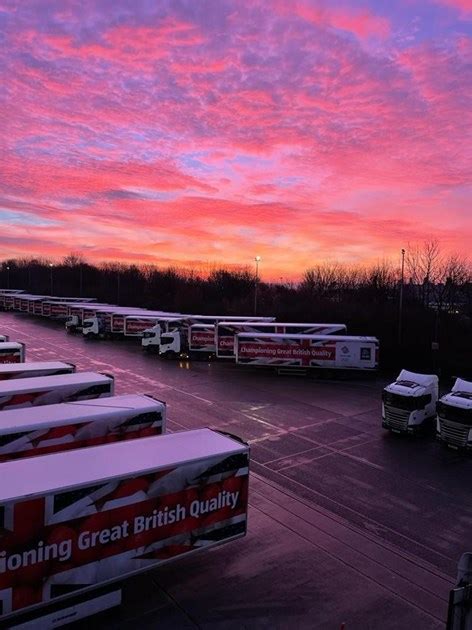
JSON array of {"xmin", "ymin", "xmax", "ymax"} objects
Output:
[
  {"xmin": 0, "ymin": 372, "xmax": 114, "ymax": 411},
  {"xmin": 82, "ymin": 308, "xmax": 159, "ymax": 339},
  {"xmin": 159, "ymin": 324, "xmax": 216, "ymax": 359},
  {"xmin": 124, "ymin": 315, "xmax": 182, "ymax": 338},
  {"xmin": 142, "ymin": 315, "xmax": 275, "ymax": 353},
  {"xmin": 0, "ymin": 428, "xmax": 249, "ymax": 625},
  {"xmin": 65, "ymin": 303, "xmax": 114, "ymax": 333},
  {"xmin": 216, "ymin": 321, "xmax": 347, "ymax": 359},
  {"xmin": 0, "ymin": 361, "xmax": 76, "ymax": 381},
  {"xmin": 382, "ymin": 370, "xmax": 438, "ymax": 434},
  {"xmin": 235, "ymin": 333, "xmax": 379, "ymax": 372},
  {"xmin": 437, "ymin": 378, "xmax": 472, "ymax": 450},
  {"xmin": 0, "ymin": 393, "xmax": 165, "ymax": 462},
  {"xmin": 0, "ymin": 342, "xmax": 25, "ymax": 364}
]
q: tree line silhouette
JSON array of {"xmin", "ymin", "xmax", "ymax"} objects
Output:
[{"xmin": 1, "ymin": 243, "xmax": 471, "ymax": 377}]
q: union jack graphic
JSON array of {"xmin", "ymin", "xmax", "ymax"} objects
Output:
[{"xmin": 0, "ymin": 453, "xmax": 249, "ymax": 617}]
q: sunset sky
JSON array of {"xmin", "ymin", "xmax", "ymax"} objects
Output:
[{"xmin": 1, "ymin": 0, "xmax": 471, "ymax": 279}]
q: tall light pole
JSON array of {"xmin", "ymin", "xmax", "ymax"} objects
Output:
[
  {"xmin": 6, "ymin": 266, "xmax": 10, "ymax": 290},
  {"xmin": 398, "ymin": 248, "xmax": 405, "ymax": 345},
  {"xmin": 49, "ymin": 263, "xmax": 54, "ymax": 296},
  {"xmin": 254, "ymin": 256, "xmax": 261, "ymax": 315}
]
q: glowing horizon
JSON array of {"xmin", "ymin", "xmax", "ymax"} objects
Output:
[{"xmin": 1, "ymin": 0, "xmax": 471, "ymax": 280}]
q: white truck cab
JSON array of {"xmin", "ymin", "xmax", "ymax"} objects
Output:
[
  {"xmin": 65, "ymin": 314, "xmax": 81, "ymax": 333},
  {"xmin": 382, "ymin": 370, "xmax": 438, "ymax": 434},
  {"xmin": 141, "ymin": 319, "xmax": 183, "ymax": 352},
  {"xmin": 82, "ymin": 316, "xmax": 105, "ymax": 338},
  {"xmin": 159, "ymin": 329, "xmax": 188, "ymax": 358},
  {"xmin": 437, "ymin": 378, "xmax": 472, "ymax": 450}
]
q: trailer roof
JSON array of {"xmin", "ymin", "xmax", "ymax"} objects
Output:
[
  {"xmin": 218, "ymin": 321, "xmax": 346, "ymax": 328},
  {"xmin": 0, "ymin": 429, "xmax": 246, "ymax": 502},
  {"xmin": 0, "ymin": 342, "xmax": 24, "ymax": 350},
  {"xmin": 0, "ymin": 371, "xmax": 111, "ymax": 394},
  {"xmin": 0, "ymin": 361, "xmax": 73, "ymax": 374},
  {"xmin": 237, "ymin": 332, "xmax": 378, "ymax": 342},
  {"xmin": 0, "ymin": 394, "xmax": 163, "ymax": 435}
]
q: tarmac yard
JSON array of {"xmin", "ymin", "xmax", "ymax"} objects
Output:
[{"xmin": 1, "ymin": 311, "xmax": 468, "ymax": 629}]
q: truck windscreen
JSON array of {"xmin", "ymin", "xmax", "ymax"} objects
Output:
[
  {"xmin": 437, "ymin": 401, "xmax": 472, "ymax": 425},
  {"xmin": 382, "ymin": 391, "xmax": 431, "ymax": 411}
]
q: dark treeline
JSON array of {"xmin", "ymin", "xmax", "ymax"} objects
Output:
[{"xmin": 1, "ymin": 242, "xmax": 471, "ymax": 378}]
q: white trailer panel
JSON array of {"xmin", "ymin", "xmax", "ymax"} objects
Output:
[
  {"xmin": 0, "ymin": 394, "xmax": 165, "ymax": 462},
  {"xmin": 0, "ymin": 372, "xmax": 114, "ymax": 411},
  {"xmin": 235, "ymin": 333, "xmax": 379, "ymax": 370},
  {"xmin": 0, "ymin": 361, "xmax": 75, "ymax": 381},
  {"xmin": 188, "ymin": 325, "xmax": 216, "ymax": 353},
  {"xmin": 0, "ymin": 429, "xmax": 249, "ymax": 621},
  {"xmin": 216, "ymin": 321, "xmax": 347, "ymax": 358}
]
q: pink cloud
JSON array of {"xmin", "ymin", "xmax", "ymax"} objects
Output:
[{"xmin": 0, "ymin": 0, "xmax": 470, "ymax": 278}]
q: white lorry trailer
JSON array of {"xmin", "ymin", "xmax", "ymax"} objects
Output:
[
  {"xmin": 0, "ymin": 393, "xmax": 165, "ymax": 462},
  {"xmin": 0, "ymin": 372, "xmax": 114, "ymax": 411},
  {"xmin": 0, "ymin": 342, "xmax": 25, "ymax": 364},
  {"xmin": 436, "ymin": 378, "xmax": 472, "ymax": 450},
  {"xmin": 0, "ymin": 428, "xmax": 249, "ymax": 625},
  {"xmin": 216, "ymin": 321, "xmax": 347, "ymax": 359},
  {"xmin": 0, "ymin": 361, "xmax": 76, "ymax": 381},
  {"xmin": 124, "ymin": 315, "xmax": 183, "ymax": 338},
  {"xmin": 142, "ymin": 315, "xmax": 275, "ymax": 353},
  {"xmin": 82, "ymin": 308, "xmax": 164, "ymax": 339},
  {"xmin": 111, "ymin": 310, "xmax": 180, "ymax": 337},
  {"xmin": 381, "ymin": 370, "xmax": 438, "ymax": 434},
  {"xmin": 235, "ymin": 333, "xmax": 379, "ymax": 371}
]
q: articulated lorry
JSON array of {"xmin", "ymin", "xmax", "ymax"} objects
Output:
[
  {"xmin": 0, "ymin": 361, "xmax": 76, "ymax": 381},
  {"xmin": 82, "ymin": 308, "xmax": 176, "ymax": 339},
  {"xmin": 124, "ymin": 315, "xmax": 182, "ymax": 338},
  {"xmin": 65, "ymin": 303, "xmax": 115, "ymax": 333},
  {"xmin": 437, "ymin": 378, "xmax": 472, "ymax": 450},
  {"xmin": 0, "ymin": 428, "xmax": 249, "ymax": 625},
  {"xmin": 235, "ymin": 333, "xmax": 379, "ymax": 371},
  {"xmin": 159, "ymin": 324, "xmax": 216, "ymax": 359},
  {"xmin": 0, "ymin": 394, "xmax": 165, "ymax": 462},
  {"xmin": 382, "ymin": 370, "xmax": 439, "ymax": 434},
  {"xmin": 216, "ymin": 321, "xmax": 347, "ymax": 359},
  {"xmin": 0, "ymin": 372, "xmax": 114, "ymax": 411},
  {"xmin": 142, "ymin": 315, "xmax": 275, "ymax": 353},
  {"xmin": 0, "ymin": 342, "xmax": 25, "ymax": 364}
]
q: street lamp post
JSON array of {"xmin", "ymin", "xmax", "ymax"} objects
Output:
[
  {"xmin": 254, "ymin": 256, "xmax": 261, "ymax": 315},
  {"xmin": 6, "ymin": 266, "xmax": 10, "ymax": 290},
  {"xmin": 49, "ymin": 263, "xmax": 54, "ymax": 296},
  {"xmin": 398, "ymin": 248, "xmax": 405, "ymax": 345}
]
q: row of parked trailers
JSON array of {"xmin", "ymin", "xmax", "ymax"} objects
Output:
[
  {"xmin": 1, "ymin": 290, "xmax": 380, "ymax": 373},
  {"xmin": 0, "ymin": 295, "xmax": 250, "ymax": 626}
]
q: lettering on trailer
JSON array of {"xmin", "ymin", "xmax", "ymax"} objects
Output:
[
  {"xmin": 51, "ymin": 304, "xmax": 68, "ymax": 316},
  {"xmin": 125, "ymin": 320, "xmax": 157, "ymax": 334},
  {"xmin": 239, "ymin": 340, "xmax": 335, "ymax": 365},
  {"xmin": 0, "ymin": 354, "xmax": 21, "ymax": 365},
  {"xmin": 190, "ymin": 331, "xmax": 215, "ymax": 349},
  {"xmin": 0, "ymin": 457, "xmax": 248, "ymax": 615},
  {"xmin": 111, "ymin": 315, "xmax": 125, "ymax": 332},
  {"xmin": 218, "ymin": 336, "xmax": 235, "ymax": 351}
]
